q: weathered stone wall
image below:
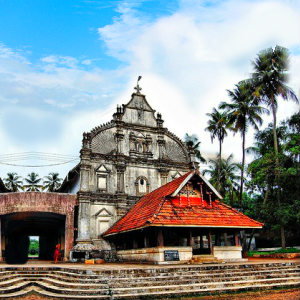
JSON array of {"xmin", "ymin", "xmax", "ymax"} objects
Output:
[
  {"xmin": 76, "ymin": 91, "xmax": 193, "ymax": 251},
  {"xmin": 117, "ymin": 246, "xmax": 193, "ymax": 264}
]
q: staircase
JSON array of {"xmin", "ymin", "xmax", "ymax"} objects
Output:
[
  {"xmin": 190, "ymin": 254, "xmax": 223, "ymax": 264},
  {"xmin": 0, "ymin": 262, "xmax": 299, "ymax": 299}
]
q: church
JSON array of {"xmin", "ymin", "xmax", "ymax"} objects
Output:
[{"xmin": 0, "ymin": 81, "xmax": 262, "ymax": 264}]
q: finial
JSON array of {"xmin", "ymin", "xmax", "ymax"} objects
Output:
[{"xmin": 134, "ymin": 75, "xmax": 142, "ymax": 94}]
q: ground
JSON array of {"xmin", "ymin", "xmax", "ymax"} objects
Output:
[{"xmin": 180, "ymin": 288, "xmax": 300, "ymax": 300}]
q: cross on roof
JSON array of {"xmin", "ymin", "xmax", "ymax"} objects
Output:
[{"xmin": 134, "ymin": 75, "xmax": 142, "ymax": 94}]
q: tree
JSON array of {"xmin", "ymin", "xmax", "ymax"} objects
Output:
[
  {"xmin": 205, "ymin": 108, "xmax": 229, "ymax": 159},
  {"xmin": 252, "ymin": 45, "xmax": 298, "ymax": 160},
  {"xmin": 43, "ymin": 172, "xmax": 62, "ymax": 192},
  {"xmin": 23, "ymin": 172, "xmax": 43, "ymax": 192},
  {"xmin": 202, "ymin": 154, "xmax": 240, "ymax": 205},
  {"xmin": 252, "ymin": 46, "xmax": 299, "ymax": 247},
  {"xmin": 220, "ymin": 80, "xmax": 268, "ymax": 203},
  {"xmin": 247, "ymin": 114, "xmax": 300, "ymax": 247},
  {"xmin": 184, "ymin": 133, "xmax": 206, "ymax": 163},
  {"xmin": 4, "ymin": 172, "xmax": 23, "ymax": 192}
]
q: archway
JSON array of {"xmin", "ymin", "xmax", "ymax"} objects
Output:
[
  {"xmin": 0, "ymin": 192, "xmax": 77, "ymax": 262},
  {"xmin": 2, "ymin": 212, "xmax": 65, "ymax": 262}
]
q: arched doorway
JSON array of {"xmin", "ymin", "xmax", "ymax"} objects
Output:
[
  {"xmin": 2, "ymin": 212, "xmax": 65, "ymax": 261},
  {"xmin": 0, "ymin": 192, "xmax": 77, "ymax": 262}
]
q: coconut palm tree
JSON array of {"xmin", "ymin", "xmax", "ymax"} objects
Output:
[
  {"xmin": 252, "ymin": 46, "xmax": 298, "ymax": 248},
  {"xmin": 4, "ymin": 172, "xmax": 23, "ymax": 192},
  {"xmin": 252, "ymin": 46, "xmax": 298, "ymax": 160},
  {"xmin": 220, "ymin": 80, "xmax": 268, "ymax": 203},
  {"xmin": 23, "ymin": 172, "xmax": 43, "ymax": 192},
  {"xmin": 43, "ymin": 172, "xmax": 62, "ymax": 192},
  {"xmin": 184, "ymin": 133, "xmax": 206, "ymax": 163},
  {"xmin": 202, "ymin": 154, "xmax": 240, "ymax": 205},
  {"xmin": 205, "ymin": 108, "xmax": 229, "ymax": 159}
]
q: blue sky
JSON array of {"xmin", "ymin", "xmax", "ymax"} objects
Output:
[{"xmin": 0, "ymin": 0, "xmax": 299, "ymax": 180}]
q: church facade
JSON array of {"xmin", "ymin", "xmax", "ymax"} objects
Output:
[{"xmin": 61, "ymin": 83, "xmax": 197, "ymax": 252}]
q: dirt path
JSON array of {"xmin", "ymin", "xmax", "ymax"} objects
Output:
[{"xmin": 181, "ymin": 288, "xmax": 300, "ymax": 300}]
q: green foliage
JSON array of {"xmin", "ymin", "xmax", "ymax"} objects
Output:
[
  {"xmin": 184, "ymin": 134, "xmax": 206, "ymax": 163},
  {"xmin": 4, "ymin": 172, "xmax": 23, "ymax": 192},
  {"xmin": 43, "ymin": 172, "xmax": 62, "ymax": 192},
  {"xmin": 23, "ymin": 172, "xmax": 43, "ymax": 191},
  {"xmin": 202, "ymin": 154, "xmax": 240, "ymax": 206},
  {"xmin": 28, "ymin": 239, "xmax": 39, "ymax": 255},
  {"xmin": 247, "ymin": 248, "xmax": 300, "ymax": 256}
]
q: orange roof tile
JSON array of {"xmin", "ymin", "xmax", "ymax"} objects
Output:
[{"xmin": 103, "ymin": 171, "xmax": 263, "ymax": 236}]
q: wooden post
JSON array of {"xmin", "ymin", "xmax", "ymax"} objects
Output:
[
  {"xmin": 188, "ymin": 230, "xmax": 194, "ymax": 248},
  {"xmin": 208, "ymin": 232, "xmax": 213, "ymax": 255},
  {"xmin": 144, "ymin": 234, "xmax": 149, "ymax": 248},
  {"xmin": 224, "ymin": 233, "xmax": 229, "ymax": 246},
  {"xmin": 157, "ymin": 229, "xmax": 164, "ymax": 247},
  {"xmin": 200, "ymin": 235, "xmax": 203, "ymax": 248},
  {"xmin": 234, "ymin": 232, "xmax": 240, "ymax": 246},
  {"xmin": 133, "ymin": 239, "xmax": 138, "ymax": 249}
]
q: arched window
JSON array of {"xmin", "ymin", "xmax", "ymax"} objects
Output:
[{"xmin": 135, "ymin": 176, "xmax": 149, "ymax": 196}]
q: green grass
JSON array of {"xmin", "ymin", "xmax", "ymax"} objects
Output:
[{"xmin": 247, "ymin": 247, "xmax": 300, "ymax": 257}]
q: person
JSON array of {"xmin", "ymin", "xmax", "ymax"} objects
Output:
[{"xmin": 53, "ymin": 243, "xmax": 61, "ymax": 263}]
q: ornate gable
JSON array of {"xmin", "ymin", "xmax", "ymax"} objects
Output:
[{"xmin": 121, "ymin": 92, "xmax": 157, "ymax": 127}]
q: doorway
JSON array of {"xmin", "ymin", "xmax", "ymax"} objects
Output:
[{"xmin": 1, "ymin": 212, "xmax": 65, "ymax": 263}]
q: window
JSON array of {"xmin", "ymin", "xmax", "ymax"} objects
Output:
[
  {"xmin": 97, "ymin": 176, "xmax": 107, "ymax": 191},
  {"xmin": 95, "ymin": 164, "xmax": 110, "ymax": 192},
  {"xmin": 135, "ymin": 176, "xmax": 149, "ymax": 196}
]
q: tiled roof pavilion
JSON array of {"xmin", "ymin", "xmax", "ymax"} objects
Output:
[{"xmin": 103, "ymin": 171, "xmax": 263, "ymax": 237}]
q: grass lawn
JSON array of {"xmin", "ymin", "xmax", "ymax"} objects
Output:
[{"xmin": 247, "ymin": 247, "xmax": 300, "ymax": 257}]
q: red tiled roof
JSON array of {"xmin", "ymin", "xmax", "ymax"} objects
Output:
[{"xmin": 103, "ymin": 172, "xmax": 263, "ymax": 236}]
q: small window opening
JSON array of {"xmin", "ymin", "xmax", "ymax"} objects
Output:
[
  {"xmin": 28, "ymin": 236, "xmax": 39, "ymax": 259},
  {"xmin": 140, "ymin": 178, "xmax": 144, "ymax": 185}
]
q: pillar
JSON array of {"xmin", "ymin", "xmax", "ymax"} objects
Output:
[
  {"xmin": 188, "ymin": 230, "xmax": 194, "ymax": 248},
  {"xmin": 64, "ymin": 213, "xmax": 74, "ymax": 260},
  {"xmin": 208, "ymin": 232, "xmax": 213, "ymax": 255},
  {"xmin": 157, "ymin": 229, "xmax": 164, "ymax": 247},
  {"xmin": 234, "ymin": 232, "xmax": 240, "ymax": 246},
  {"xmin": 224, "ymin": 232, "xmax": 229, "ymax": 246},
  {"xmin": 0, "ymin": 218, "xmax": 2, "ymax": 261},
  {"xmin": 200, "ymin": 235, "xmax": 203, "ymax": 248},
  {"xmin": 144, "ymin": 234, "xmax": 149, "ymax": 248},
  {"xmin": 116, "ymin": 164, "xmax": 126, "ymax": 193},
  {"xmin": 77, "ymin": 196, "xmax": 91, "ymax": 242}
]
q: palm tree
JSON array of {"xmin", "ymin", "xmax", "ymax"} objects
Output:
[
  {"xmin": 202, "ymin": 154, "xmax": 240, "ymax": 205},
  {"xmin": 220, "ymin": 80, "xmax": 268, "ymax": 203},
  {"xmin": 4, "ymin": 172, "xmax": 23, "ymax": 192},
  {"xmin": 43, "ymin": 172, "xmax": 62, "ymax": 192},
  {"xmin": 23, "ymin": 172, "xmax": 43, "ymax": 191},
  {"xmin": 205, "ymin": 108, "xmax": 229, "ymax": 159},
  {"xmin": 252, "ymin": 46, "xmax": 298, "ymax": 248},
  {"xmin": 184, "ymin": 133, "xmax": 206, "ymax": 163},
  {"xmin": 252, "ymin": 46, "xmax": 298, "ymax": 160}
]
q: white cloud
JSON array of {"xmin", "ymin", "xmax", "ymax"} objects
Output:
[
  {"xmin": 98, "ymin": 0, "xmax": 300, "ymax": 163},
  {"xmin": 1, "ymin": 0, "xmax": 299, "ymax": 178}
]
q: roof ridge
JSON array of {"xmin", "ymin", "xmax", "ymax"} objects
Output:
[{"xmin": 148, "ymin": 196, "xmax": 167, "ymax": 224}]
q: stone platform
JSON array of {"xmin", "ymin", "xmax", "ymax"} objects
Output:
[{"xmin": 0, "ymin": 259, "xmax": 299, "ymax": 299}]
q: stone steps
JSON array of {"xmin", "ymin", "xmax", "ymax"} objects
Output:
[
  {"xmin": 1, "ymin": 265, "xmax": 298, "ymax": 284},
  {"xmin": 0, "ymin": 268, "xmax": 298, "ymax": 287},
  {"xmin": 0, "ymin": 262, "xmax": 299, "ymax": 299}
]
